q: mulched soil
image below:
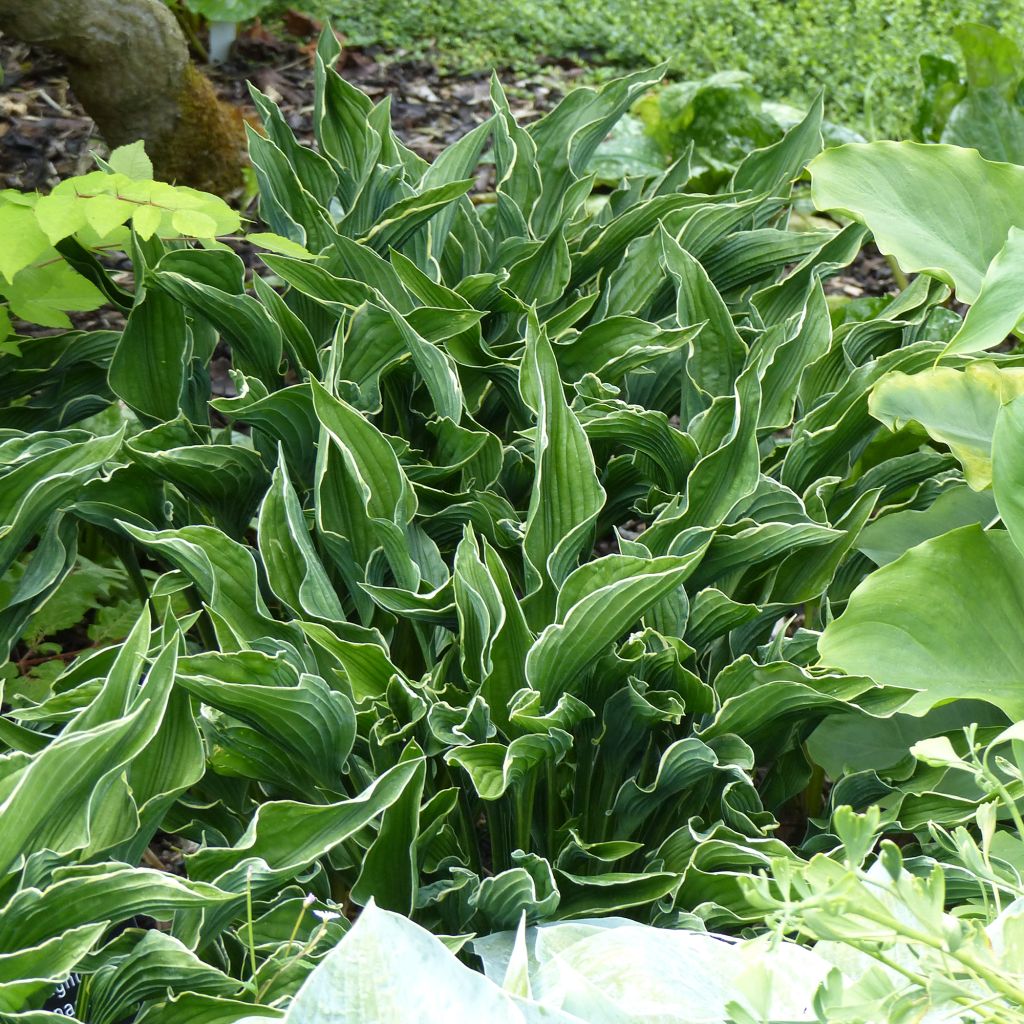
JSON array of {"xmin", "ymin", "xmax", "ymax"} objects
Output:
[
  {"xmin": 823, "ymin": 244, "xmax": 896, "ymax": 299},
  {"xmin": 0, "ymin": 24, "xmax": 567, "ymax": 193}
]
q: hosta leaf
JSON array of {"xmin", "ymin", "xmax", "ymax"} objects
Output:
[
  {"xmin": 943, "ymin": 227, "xmax": 1024, "ymax": 356},
  {"xmin": 108, "ymin": 286, "xmax": 187, "ymax": 421},
  {"xmin": 520, "ymin": 313, "xmax": 604, "ymax": 619},
  {"xmin": 869, "ymin": 362, "xmax": 1024, "ymax": 490},
  {"xmin": 126, "ymin": 438, "xmax": 270, "ymax": 539},
  {"xmin": 994, "ymin": 393, "xmax": 1024, "ymax": 557},
  {"xmin": 527, "ymin": 65, "xmax": 666, "ymax": 235},
  {"xmin": 310, "ymin": 377, "xmax": 417, "ymax": 525},
  {"xmin": 857, "ymin": 485, "xmax": 998, "ymax": 566},
  {"xmin": 187, "ymin": 757, "xmax": 424, "ymax": 887},
  {"xmin": 176, "ymin": 652, "xmax": 355, "ymax": 789},
  {"xmin": 358, "ymin": 180, "xmax": 474, "ymax": 254},
  {"xmin": 661, "ymin": 232, "xmax": 746, "ymax": 398},
  {"xmin": 374, "ymin": 298, "xmax": 464, "ymax": 422},
  {"xmin": 474, "ymin": 853, "xmax": 559, "ymax": 929},
  {"xmin": 555, "ymin": 869, "xmax": 682, "ymax": 918},
  {"xmin": 526, "ymin": 553, "xmax": 708, "ymax": 706},
  {"xmin": 211, "ymin": 380, "xmax": 319, "ymax": 488},
  {"xmin": 554, "ymin": 318, "xmax": 699, "ymax": 384},
  {"xmin": 297, "ymin": 620, "xmax": 402, "ymax": 704},
  {"xmin": 83, "ymin": 931, "xmax": 238, "ymax": 1024},
  {"xmin": 818, "ymin": 525, "xmax": 1024, "ymax": 717},
  {"xmin": 0, "ymin": 515, "xmax": 77, "ymax": 661},
  {"xmin": 453, "ymin": 528, "xmax": 533, "ymax": 729},
  {"xmin": 153, "ymin": 250, "xmax": 283, "ymax": 386},
  {"xmin": 0, "ymin": 637, "xmax": 176, "ymax": 877},
  {"xmin": 0, "ymin": 864, "xmax": 232, "ymax": 953},
  {"xmin": 120, "ymin": 523, "xmax": 289, "ymax": 646},
  {"xmin": 809, "ymin": 141, "xmax": 1024, "ymax": 304},
  {"xmin": 0, "ymin": 923, "xmax": 106, "ymax": 1007},
  {"xmin": 700, "ymin": 657, "xmax": 907, "ymax": 757},
  {"xmin": 752, "ymin": 281, "xmax": 831, "ymax": 431},
  {"xmin": 732, "ymin": 91, "xmax": 823, "ymax": 196},
  {"xmin": 670, "ymin": 362, "xmax": 761, "ymax": 534},
  {"xmin": 351, "ymin": 751, "xmax": 425, "ymax": 914},
  {"xmin": 264, "ymin": 904, "xmax": 545, "ymax": 1024},
  {"xmin": 446, "ymin": 730, "xmax": 572, "ymax": 800},
  {"xmin": 258, "ymin": 453, "xmax": 346, "ymax": 623},
  {"xmin": 0, "ymin": 428, "xmax": 122, "ymax": 575}
]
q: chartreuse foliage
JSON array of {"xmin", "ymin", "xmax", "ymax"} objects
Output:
[
  {"xmin": 2, "ymin": 34, "xmax": 1021, "ymax": 1023},
  {"xmin": 0, "ymin": 140, "xmax": 306, "ymax": 345}
]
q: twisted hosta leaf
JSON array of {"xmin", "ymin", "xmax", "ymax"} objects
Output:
[
  {"xmin": 520, "ymin": 314, "xmax": 604, "ymax": 619},
  {"xmin": 108, "ymin": 286, "xmax": 187, "ymax": 421},
  {"xmin": 258, "ymin": 453, "xmax": 346, "ymax": 624},
  {"xmin": 526, "ymin": 553, "xmax": 708, "ymax": 705}
]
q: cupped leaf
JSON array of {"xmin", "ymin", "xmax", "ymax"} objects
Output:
[
  {"xmin": 818, "ymin": 525, "xmax": 1024, "ymax": 717},
  {"xmin": 869, "ymin": 362, "xmax": 1024, "ymax": 489},
  {"xmin": 809, "ymin": 141, "xmax": 1024, "ymax": 303}
]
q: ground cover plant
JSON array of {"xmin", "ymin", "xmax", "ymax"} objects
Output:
[
  {"xmin": 6, "ymin": 28, "xmax": 1024, "ymax": 1023},
  {"xmin": 315, "ymin": 0, "xmax": 1019, "ymax": 139}
]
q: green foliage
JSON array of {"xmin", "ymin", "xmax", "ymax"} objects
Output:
[
  {"xmin": 916, "ymin": 23, "xmax": 1024, "ymax": 163},
  {"xmin": 4, "ymin": 39, "xmax": 1023, "ymax": 1022},
  {"xmin": 316, "ymin": 0, "xmax": 1018, "ymax": 138},
  {"xmin": 596, "ymin": 73, "xmax": 863, "ymax": 192},
  {"xmin": 229, "ymin": 744, "xmax": 1024, "ymax": 1024}
]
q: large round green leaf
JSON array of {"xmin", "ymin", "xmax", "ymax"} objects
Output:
[
  {"xmin": 818, "ymin": 525, "xmax": 1024, "ymax": 717},
  {"xmin": 809, "ymin": 141, "xmax": 1024, "ymax": 303}
]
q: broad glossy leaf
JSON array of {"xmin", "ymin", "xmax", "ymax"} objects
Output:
[
  {"xmin": 819, "ymin": 525, "xmax": 1024, "ymax": 716},
  {"xmin": 809, "ymin": 141, "xmax": 1024, "ymax": 303},
  {"xmin": 994, "ymin": 393, "xmax": 1024, "ymax": 557},
  {"xmin": 857, "ymin": 485, "xmax": 997, "ymax": 566},
  {"xmin": 262, "ymin": 903, "xmax": 557, "ymax": 1024},
  {"xmin": 944, "ymin": 227, "xmax": 1024, "ymax": 356}
]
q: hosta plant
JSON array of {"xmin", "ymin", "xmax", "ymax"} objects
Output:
[{"xmin": 0, "ymin": 32, "xmax": 1000, "ymax": 1021}]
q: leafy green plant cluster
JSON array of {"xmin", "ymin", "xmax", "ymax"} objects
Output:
[
  {"xmin": 215, "ymin": 736, "xmax": 1024, "ymax": 1024},
  {"xmin": 0, "ymin": 142, "xmax": 240, "ymax": 337},
  {"xmin": 915, "ymin": 22, "xmax": 1024, "ymax": 164},
  {"xmin": 5, "ymin": 30, "xmax": 1024, "ymax": 1023},
  {"xmin": 593, "ymin": 72, "xmax": 864, "ymax": 192},
  {"xmin": 317, "ymin": 0, "xmax": 1017, "ymax": 138}
]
